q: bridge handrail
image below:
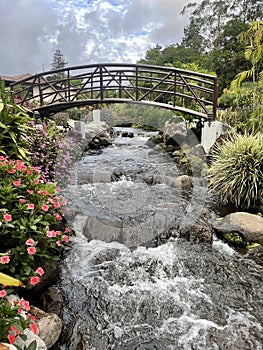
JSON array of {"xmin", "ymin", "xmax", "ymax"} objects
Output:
[{"xmin": 10, "ymin": 63, "xmax": 218, "ymax": 120}]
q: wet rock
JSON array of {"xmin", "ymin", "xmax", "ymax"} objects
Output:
[
  {"xmin": 179, "ymin": 224, "xmax": 213, "ymax": 244},
  {"xmin": 212, "ymin": 212, "xmax": 263, "ymax": 245},
  {"xmin": 42, "ymin": 287, "xmax": 63, "ymax": 317},
  {"xmin": 83, "ymin": 215, "xmax": 123, "ymax": 242},
  {"xmin": 153, "ymin": 174, "xmax": 193, "ymax": 190}
]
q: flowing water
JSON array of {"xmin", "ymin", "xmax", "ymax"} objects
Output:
[{"xmin": 57, "ymin": 129, "xmax": 263, "ymax": 350}]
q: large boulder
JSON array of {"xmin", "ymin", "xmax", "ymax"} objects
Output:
[{"xmin": 212, "ymin": 212, "xmax": 263, "ymax": 244}]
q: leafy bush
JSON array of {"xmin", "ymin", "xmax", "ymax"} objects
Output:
[
  {"xmin": 0, "ymin": 81, "xmax": 32, "ymax": 159},
  {"xmin": 0, "ymin": 156, "xmax": 71, "ymax": 286},
  {"xmin": 207, "ymin": 133, "xmax": 263, "ymax": 210}
]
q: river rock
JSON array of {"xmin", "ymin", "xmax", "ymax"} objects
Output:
[
  {"xmin": 83, "ymin": 215, "xmax": 122, "ymax": 242},
  {"xmin": 31, "ymin": 306, "xmax": 62, "ymax": 349},
  {"xmin": 212, "ymin": 212, "xmax": 263, "ymax": 244},
  {"xmin": 154, "ymin": 174, "xmax": 193, "ymax": 190},
  {"xmin": 42, "ymin": 287, "xmax": 63, "ymax": 317},
  {"xmin": 15, "ymin": 329, "xmax": 47, "ymax": 350}
]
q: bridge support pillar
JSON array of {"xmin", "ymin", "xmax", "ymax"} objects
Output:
[
  {"xmin": 201, "ymin": 121, "xmax": 230, "ymax": 153},
  {"xmin": 93, "ymin": 109, "xmax": 101, "ymax": 123}
]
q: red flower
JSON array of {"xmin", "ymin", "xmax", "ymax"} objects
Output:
[
  {"xmin": 36, "ymin": 267, "xmax": 45, "ymax": 276},
  {"xmin": 13, "ymin": 180, "xmax": 21, "ymax": 186},
  {"xmin": 30, "ymin": 323, "xmax": 38, "ymax": 334},
  {"xmin": 7, "ymin": 334, "xmax": 16, "ymax": 344},
  {"xmin": 3, "ymin": 213, "xmax": 12, "ymax": 222},
  {"xmin": 0, "ymin": 255, "xmax": 10, "ymax": 264},
  {"xmin": 27, "ymin": 203, "xmax": 35, "ymax": 210},
  {"xmin": 27, "ymin": 247, "xmax": 36, "ymax": 255},
  {"xmin": 8, "ymin": 168, "xmax": 16, "ymax": 173},
  {"xmin": 9, "ymin": 325, "xmax": 20, "ymax": 335},
  {"xmin": 0, "ymin": 290, "xmax": 7, "ymax": 298},
  {"xmin": 41, "ymin": 204, "xmax": 49, "ymax": 212},
  {"xmin": 54, "ymin": 213, "xmax": 62, "ymax": 221},
  {"xmin": 30, "ymin": 276, "xmax": 40, "ymax": 286},
  {"xmin": 26, "ymin": 238, "xmax": 35, "ymax": 246}
]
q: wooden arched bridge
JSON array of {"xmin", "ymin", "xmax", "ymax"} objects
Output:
[{"xmin": 10, "ymin": 63, "xmax": 218, "ymax": 120}]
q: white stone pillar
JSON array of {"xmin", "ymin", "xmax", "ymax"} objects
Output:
[{"xmin": 93, "ymin": 109, "xmax": 101, "ymax": 123}]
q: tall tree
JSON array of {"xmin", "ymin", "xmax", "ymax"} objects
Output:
[
  {"xmin": 51, "ymin": 49, "xmax": 68, "ymax": 71},
  {"xmin": 231, "ymin": 20, "xmax": 263, "ymax": 87}
]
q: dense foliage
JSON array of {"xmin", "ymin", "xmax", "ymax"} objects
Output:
[
  {"xmin": 0, "ymin": 84, "xmax": 73, "ymax": 348},
  {"xmin": 0, "ymin": 82, "xmax": 32, "ymax": 160}
]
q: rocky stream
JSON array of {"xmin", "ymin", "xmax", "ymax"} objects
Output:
[{"xmin": 54, "ymin": 126, "xmax": 263, "ymax": 350}]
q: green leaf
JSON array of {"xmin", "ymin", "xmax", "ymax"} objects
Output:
[
  {"xmin": 17, "ymin": 147, "xmax": 27, "ymax": 158},
  {"xmin": 0, "ymin": 121, "xmax": 7, "ymax": 128},
  {"xmin": 25, "ymin": 340, "xmax": 37, "ymax": 350},
  {"xmin": 0, "ymin": 102, "xmax": 4, "ymax": 112}
]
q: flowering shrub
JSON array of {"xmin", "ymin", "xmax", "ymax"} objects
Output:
[
  {"xmin": 0, "ymin": 156, "xmax": 71, "ymax": 286},
  {"xmin": 26, "ymin": 121, "xmax": 83, "ymax": 186},
  {"xmin": 0, "ymin": 293, "xmax": 37, "ymax": 347}
]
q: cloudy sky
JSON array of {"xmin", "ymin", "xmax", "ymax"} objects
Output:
[{"xmin": 0, "ymin": 0, "xmax": 192, "ymax": 76}]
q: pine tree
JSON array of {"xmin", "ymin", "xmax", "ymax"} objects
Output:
[{"xmin": 51, "ymin": 49, "xmax": 68, "ymax": 71}]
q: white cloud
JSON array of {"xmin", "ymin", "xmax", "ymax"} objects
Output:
[{"xmin": 0, "ymin": 0, "xmax": 190, "ymax": 76}]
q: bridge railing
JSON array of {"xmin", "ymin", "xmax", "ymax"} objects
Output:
[{"xmin": 10, "ymin": 63, "xmax": 218, "ymax": 120}]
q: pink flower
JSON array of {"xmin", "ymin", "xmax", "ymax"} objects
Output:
[
  {"xmin": 3, "ymin": 213, "xmax": 12, "ymax": 222},
  {"xmin": 41, "ymin": 204, "xmax": 49, "ymax": 212},
  {"xmin": 0, "ymin": 290, "xmax": 7, "ymax": 298},
  {"xmin": 47, "ymin": 230, "xmax": 56, "ymax": 238},
  {"xmin": 0, "ymin": 155, "xmax": 5, "ymax": 161},
  {"xmin": 27, "ymin": 190, "xmax": 33, "ymax": 194},
  {"xmin": 30, "ymin": 323, "xmax": 38, "ymax": 334},
  {"xmin": 19, "ymin": 198, "xmax": 26, "ymax": 203},
  {"xmin": 26, "ymin": 238, "xmax": 35, "ymax": 246},
  {"xmin": 8, "ymin": 168, "xmax": 16, "ymax": 174},
  {"xmin": 27, "ymin": 247, "xmax": 36, "ymax": 255},
  {"xmin": 21, "ymin": 299, "xmax": 30, "ymax": 311},
  {"xmin": 63, "ymin": 235, "xmax": 69, "ymax": 243},
  {"xmin": 53, "ymin": 202, "xmax": 60, "ymax": 208},
  {"xmin": 27, "ymin": 203, "xmax": 35, "ymax": 210},
  {"xmin": 35, "ymin": 267, "xmax": 45, "ymax": 276},
  {"xmin": 7, "ymin": 334, "xmax": 16, "ymax": 345},
  {"xmin": 56, "ymin": 241, "xmax": 61, "ymax": 247},
  {"xmin": 54, "ymin": 213, "xmax": 62, "ymax": 221},
  {"xmin": 64, "ymin": 227, "xmax": 70, "ymax": 233},
  {"xmin": 0, "ymin": 255, "xmax": 10, "ymax": 264},
  {"xmin": 30, "ymin": 276, "xmax": 40, "ymax": 286},
  {"xmin": 13, "ymin": 180, "xmax": 21, "ymax": 186}
]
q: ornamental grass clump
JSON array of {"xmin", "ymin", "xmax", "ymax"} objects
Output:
[{"xmin": 207, "ymin": 133, "xmax": 263, "ymax": 210}]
